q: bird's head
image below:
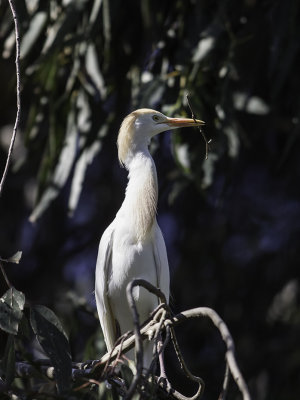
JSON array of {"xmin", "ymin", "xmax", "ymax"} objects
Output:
[{"xmin": 117, "ymin": 108, "xmax": 204, "ymax": 166}]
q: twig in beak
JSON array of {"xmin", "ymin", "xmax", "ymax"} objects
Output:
[{"xmin": 186, "ymin": 94, "xmax": 211, "ymax": 160}]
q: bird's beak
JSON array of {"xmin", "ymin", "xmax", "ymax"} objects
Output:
[{"xmin": 166, "ymin": 117, "xmax": 205, "ymax": 128}]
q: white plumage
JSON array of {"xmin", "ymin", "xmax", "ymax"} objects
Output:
[{"xmin": 95, "ymin": 109, "xmax": 204, "ymax": 368}]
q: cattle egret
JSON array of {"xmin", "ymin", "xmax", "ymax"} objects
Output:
[{"xmin": 95, "ymin": 108, "xmax": 204, "ymax": 370}]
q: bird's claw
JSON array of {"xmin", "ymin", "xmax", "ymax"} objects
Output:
[
  {"xmin": 157, "ymin": 376, "xmax": 172, "ymax": 392},
  {"xmin": 147, "ymin": 327, "xmax": 155, "ymax": 341}
]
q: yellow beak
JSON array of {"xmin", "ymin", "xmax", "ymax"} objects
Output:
[{"xmin": 166, "ymin": 117, "xmax": 205, "ymax": 128}]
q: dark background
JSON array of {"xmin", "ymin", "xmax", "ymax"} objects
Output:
[{"xmin": 0, "ymin": 0, "xmax": 300, "ymax": 399}]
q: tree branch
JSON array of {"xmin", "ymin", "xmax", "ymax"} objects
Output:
[
  {"xmin": 0, "ymin": 0, "xmax": 21, "ymax": 197},
  {"xmin": 10, "ymin": 281, "xmax": 251, "ymax": 400},
  {"xmin": 173, "ymin": 308, "xmax": 251, "ymax": 400}
]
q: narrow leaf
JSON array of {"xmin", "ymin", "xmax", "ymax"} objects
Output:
[
  {"xmin": 2, "ymin": 334, "xmax": 15, "ymax": 387},
  {"xmin": 0, "ymin": 288, "xmax": 25, "ymax": 335},
  {"xmin": 86, "ymin": 44, "xmax": 107, "ymax": 99},
  {"xmin": 68, "ymin": 128, "xmax": 105, "ymax": 214},
  {"xmin": 30, "ymin": 305, "xmax": 72, "ymax": 394},
  {"xmin": 20, "ymin": 11, "xmax": 47, "ymax": 59},
  {"xmin": 29, "ymin": 109, "xmax": 77, "ymax": 222}
]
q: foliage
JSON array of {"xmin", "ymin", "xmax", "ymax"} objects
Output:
[
  {"xmin": 0, "ymin": 281, "xmax": 109, "ymax": 399},
  {"xmin": 0, "ymin": 0, "xmax": 300, "ymax": 399}
]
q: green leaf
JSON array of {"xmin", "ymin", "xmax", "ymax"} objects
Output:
[
  {"xmin": 30, "ymin": 305, "xmax": 72, "ymax": 394},
  {"xmin": 0, "ymin": 288, "xmax": 25, "ymax": 335},
  {"xmin": 1, "ymin": 334, "xmax": 15, "ymax": 387}
]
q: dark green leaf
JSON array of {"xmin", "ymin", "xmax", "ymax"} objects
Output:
[
  {"xmin": 120, "ymin": 363, "xmax": 134, "ymax": 388},
  {"xmin": 0, "ymin": 288, "xmax": 25, "ymax": 335},
  {"xmin": 30, "ymin": 305, "xmax": 72, "ymax": 394},
  {"xmin": 1, "ymin": 334, "xmax": 15, "ymax": 387},
  {"xmin": 18, "ymin": 314, "xmax": 31, "ymax": 340}
]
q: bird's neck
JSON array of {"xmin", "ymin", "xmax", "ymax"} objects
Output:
[{"xmin": 122, "ymin": 150, "xmax": 158, "ymax": 242}]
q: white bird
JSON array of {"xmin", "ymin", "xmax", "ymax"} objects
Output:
[{"xmin": 95, "ymin": 108, "xmax": 204, "ymax": 369}]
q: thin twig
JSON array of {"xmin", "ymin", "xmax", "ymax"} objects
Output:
[
  {"xmin": 186, "ymin": 93, "xmax": 211, "ymax": 160},
  {"xmin": 0, "ymin": 0, "xmax": 21, "ymax": 197},
  {"xmin": 0, "ymin": 262, "xmax": 12, "ymax": 288}
]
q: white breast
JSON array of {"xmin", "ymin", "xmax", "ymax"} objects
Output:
[{"xmin": 108, "ymin": 222, "xmax": 159, "ymax": 334}]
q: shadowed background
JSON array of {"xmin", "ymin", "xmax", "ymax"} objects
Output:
[{"xmin": 0, "ymin": 0, "xmax": 300, "ymax": 399}]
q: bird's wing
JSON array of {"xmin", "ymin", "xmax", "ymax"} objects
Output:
[
  {"xmin": 153, "ymin": 224, "xmax": 170, "ymax": 302},
  {"xmin": 95, "ymin": 220, "xmax": 117, "ymax": 351}
]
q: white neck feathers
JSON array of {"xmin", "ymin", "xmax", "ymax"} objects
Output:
[
  {"xmin": 117, "ymin": 112, "xmax": 136, "ymax": 166},
  {"xmin": 123, "ymin": 152, "xmax": 158, "ymax": 242}
]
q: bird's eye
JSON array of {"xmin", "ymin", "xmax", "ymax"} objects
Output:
[{"xmin": 152, "ymin": 115, "xmax": 160, "ymax": 122}]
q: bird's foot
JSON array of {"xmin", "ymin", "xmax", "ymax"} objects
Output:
[{"xmin": 157, "ymin": 375, "xmax": 172, "ymax": 392}]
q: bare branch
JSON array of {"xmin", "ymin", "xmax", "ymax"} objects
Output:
[
  {"xmin": 125, "ymin": 280, "xmax": 205, "ymax": 400},
  {"xmin": 173, "ymin": 308, "xmax": 251, "ymax": 400},
  {"xmin": 97, "ymin": 281, "xmax": 251, "ymax": 399},
  {"xmin": 0, "ymin": 0, "xmax": 22, "ymax": 196},
  {"xmin": 11, "ymin": 284, "xmax": 251, "ymax": 400}
]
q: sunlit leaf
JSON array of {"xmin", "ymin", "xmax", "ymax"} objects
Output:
[
  {"xmin": 201, "ymin": 152, "xmax": 218, "ymax": 189},
  {"xmin": 192, "ymin": 36, "xmax": 215, "ymax": 63},
  {"xmin": 89, "ymin": 0, "xmax": 103, "ymax": 26},
  {"xmin": 2, "ymin": 29, "xmax": 15, "ymax": 59},
  {"xmin": 68, "ymin": 139, "xmax": 102, "ymax": 214},
  {"xmin": 7, "ymin": 251, "xmax": 22, "ymax": 264},
  {"xmin": 77, "ymin": 89, "xmax": 92, "ymax": 134},
  {"xmin": 224, "ymin": 125, "xmax": 240, "ymax": 158},
  {"xmin": 29, "ymin": 109, "xmax": 77, "ymax": 222},
  {"xmin": 0, "ymin": 288, "xmax": 25, "ymax": 335},
  {"xmin": 86, "ymin": 43, "xmax": 107, "ymax": 99},
  {"xmin": 174, "ymin": 143, "xmax": 191, "ymax": 173},
  {"xmin": 139, "ymin": 78, "xmax": 165, "ymax": 108},
  {"xmin": 233, "ymin": 93, "xmax": 270, "ymax": 115},
  {"xmin": 41, "ymin": 6, "xmax": 80, "ymax": 56},
  {"xmin": 102, "ymin": 0, "xmax": 111, "ymax": 45},
  {"xmin": 20, "ymin": 11, "xmax": 47, "ymax": 59}
]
